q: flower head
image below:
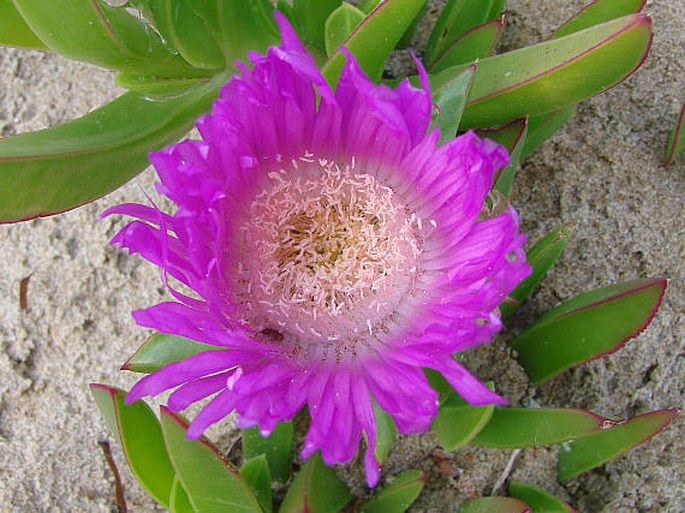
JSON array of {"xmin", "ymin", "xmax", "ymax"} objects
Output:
[{"xmin": 106, "ymin": 14, "xmax": 529, "ymax": 486}]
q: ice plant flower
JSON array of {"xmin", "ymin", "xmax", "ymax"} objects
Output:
[{"xmin": 105, "ymin": 14, "xmax": 529, "ymax": 486}]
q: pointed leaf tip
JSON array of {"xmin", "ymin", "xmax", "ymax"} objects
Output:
[{"xmin": 511, "ymin": 278, "xmax": 666, "ymax": 383}]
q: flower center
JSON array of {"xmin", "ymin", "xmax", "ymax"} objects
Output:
[{"xmin": 236, "ymin": 155, "xmax": 423, "ymax": 350}]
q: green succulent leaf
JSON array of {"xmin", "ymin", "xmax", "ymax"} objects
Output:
[
  {"xmin": 243, "ymin": 421, "xmax": 294, "ymax": 483},
  {"xmin": 321, "ymin": 0, "xmax": 427, "ymax": 85},
  {"xmin": 90, "ymin": 384, "xmax": 176, "ymax": 509},
  {"xmin": 0, "ymin": 0, "xmax": 46, "ymax": 48},
  {"xmin": 476, "ymin": 118, "xmax": 528, "ymax": 195},
  {"xmin": 452, "ymin": 14, "xmax": 653, "ymax": 128},
  {"xmin": 0, "ymin": 75, "xmax": 223, "ymax": 223},
  {"xmin": 279, "ymin": 453, "xmax": 351, "ymax": 513},
  {"xmin": 500, "ymin": 225, "xmax": 574, "ymax": 319},
  {"xmin": 473, "ymin": 408, "xmax": 610, "ymax": 449},
  {"xmin": 431, "ymin": 64, "xmax": 476, "ymax": 145},
  {"xmin": 665, "ymin": 100, "xmax": 685, "ymax": 165},
  {"xmin": 160, "ymin": 407, "xmax": 263, "ymax": 513},
  {"xmin": 241, "ymin": 455, "xmax": 274, "ymax": 513},
  {"xmin": 122, "ymin": 333, "xmax": 221, "ymax": 374},
  {"xmin": 508, "ymin": 481, "xmax": 576, "ymax": 513},
  {"xmin": 557, "ymin": 409, "xmax": 677, "ymax": 481},
  {"xmin": 426, "ymin": 0, "xmax": 504, "ymax": 66},
  {"xmin": 374, "ymin": 404, "xmax": 398, "ymax": 465},
  {"xmin": 293, "ymin": 0, "xmax": 341, "ymax": 54},
  {"xmin": 325, "ymin": 3, "xmax": 366, "ymax": 56},
  {"xmin": 13, "ymin": 0, "xmax": 204, "ymax": 77},
  {"xmin": 360, "ymin": 469, "xmax": 427, "ymax": 513},
  {"xmin": 552, "ymin": 0, "xmax": 646, "ymax": 39},
  {"xmin": 521, "ymin": 106, "xmax": 576, "ymax": 158},
  {"xmin": 169, "ymin": 476, "xmax": 194, "ymax": 513},
  {"xmin": 358, "ymin": 0, "xmax": 382, "ymax": 14},
  {"xmin": 458, "ymin": 497, "xmax": 531, "ymax": 513},
  {"xmin": 429, "ymin": 18, "xmax": 503, "ymax": 73},
  {"xmin": 510, "ymin": 278, "xmax": 666, "ymax": 383},
  {"xmin": 433, "ymin": 384, "xmax": 495, "ymax": 451}
]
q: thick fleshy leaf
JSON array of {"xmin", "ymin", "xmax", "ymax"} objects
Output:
[
  {"xmin": 665, "ymin": 100, "xmax": 685, "ymax": 165},
  {"xmin": 473, "ymin": 408, "xmax": 610, "ymax": 449},
  {"xmin": 90, "ymin": 384, "xmax": 175, "ymax": 508},
  {"xmin": 455, "ymin": 14, "xmax": 652, "ymax": 128},
  {"xmin": 429, "ymin": 18, "xmax": 503, "ymax": 73},
  {"xmin": 552, "ymin": 0, "xmax": 645, "ymax": 39},
  {"xmin": 508, "ymin": 481, "xmax": 576, "ymax": 513},
  {"xmin": 160, "ymin": 407, "xmax": 263, "ymax": 513},
  {"xmin": 500, "ymin": 226, "xmax": 574, "ymax": 319},
  {"xmin": 321, "ymin": 0, "xmax": 427, "ymax": 85},
  {"xmin": 432, "ymin": 388, "xmax": 495, "ymax": 451},
  {"xmin": 279, "ymin": 453, "xmax": 351, "ymax": 513},
  {"xmin": 476, "ymin": 118, "xmax": 528, "ymax": 195},
  {"xmin": 521, "ymin": 106, "xmax": 576, "ymax": 158},
  {"xmin": 169, "ymin": 476, "xmax": 194, "ymax": 513},
  {"xmin": 13, "ymin": 0, "xmax": 203, "ymax": 77},
  {"xmin": 431, "ymin": 64, "xmax": 476, "ymax": 145},
  {"xmin": 0, "ymin": 76, "xmax": 223, "ymax": 223},
  {"xmin": 358, "ymin": 0, "xmax": 382, "ymax": 13},
  {"xmin": 557, "ymin": 409, "xmax": 677, "ymax": 481},
  {"xmin": 293, "ymin": 0, "xmax": 341, "ymax": 55},
  {"xmin": 241, "ymin": 455, "xmax": 273, "ymax": 513},
  {"xmin": 0, "ymin": 0, "xmax": 46, "ymax": 48},
  {"xmin": 115, "ymin": 74, "xmax": 208, "ymax": 97},
  {"xmin": 360, "ymin": 469, "xmax": 427, "ymax": 513},
  {"xmin": 510, "ymin": 278, "xmax": 666, "ymax": 383},
  {"xmin": 426, "ymin": 0, "xmax": 504, "ymax": 66},
  {"xmin": 375, "ymin": 405, "xmax": 398, "ymax": 465},
  {"xmin": 458, "ymin": 497, "xmax": 531, "ymax": 513},
  {"xmin": 325, "ymin": 3, "xmax": 366, "ymax": 56},
  {"xmin": 122, "ymin": 333, "xmax": 222, "ymax": 374},
  {"xmin": 243, "ymin": 422, "xmax": 294, "ymax": 483}
]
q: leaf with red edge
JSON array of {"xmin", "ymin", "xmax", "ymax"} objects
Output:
[
  {"xmin": 122, "ymin": 333, "xmax": 221, "ymax": 374},
  {"xmin": 160, "ymin": 407, "xmax": 263, "ymax": 513},
  {"xmin": 665, "ymin": 100, "xmax": 685, "ymax": 165},
  {"xmin": 90, "ymin": 384, "xmax": 176, "ymax": 509},
  {"xmin": 500, "ymin": 225, "xmax": 574, "ymax": 319},
  {"xmin": 453, "ymin": 14, "xmax": 653, "ymax": 128},
  {"xmin": 429, "ymin": 18, "xmax": 503, "ymax": 73},
  {"xmin": 510, "ymin": 278, "xmax": 667, "ymax": 383},
  {"xmin": 557, "ymin": 409, "xmax": 677, "ymax": 481},
  {"xmin": 476, "ymin": 117, "xmax": 528, "ymax": 196},
  {"xmin": 169, "ymin": 476, "xmax": 193, "ymax": 513},
  {"xmin": 431, "ymin": 64, "xmax": 476, "ymax": 145},
  {"xmin": 360, "ymin": 470, "xmax": 428, "ymax": 513},
  {"xmin": 508, "ymin": 481, "xmax": 576, "ymax": 513},
  {"xmin": 321, "ymin": 0, "xmax": 427, "ymax": 85},
  {"xmin": 551, "ymin": 0, "xmax": 646, "ymax": 39},
  {"xmin": 472, "ymin": 408, "xmax": 610, "ymax": 449},
  {"xmin": 278, "ymin": 453, "xmax": 351, "ymax": 513},
  {"xmin": 458, "ymin": 497, "xmax": 531, "ymax": 513}
]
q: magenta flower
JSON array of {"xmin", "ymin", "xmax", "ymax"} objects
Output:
[{"xmin": 105, "ymin": 14, "xmax": 529, "ymax": 486}]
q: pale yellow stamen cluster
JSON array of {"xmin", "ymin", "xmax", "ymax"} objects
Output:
[{"xmin": 236, "ymin": 155, "xmax": 422, "ymax": 348}]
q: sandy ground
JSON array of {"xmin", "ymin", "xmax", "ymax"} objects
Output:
[{"xmin": 0, "ymin": 1, "xmax": 683, "ymax": 511}]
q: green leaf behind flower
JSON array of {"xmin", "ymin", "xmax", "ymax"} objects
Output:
[
  {"xmin": 452, "ymin": 14, "xmax": 653, "ymax": 128},
  {"xmin": 431, "ymin": 64, "xmax": 476, "ymax": 144},
  {"xmin": 321, "ymin": 0, "xmax": 427, "ymax": 85},
  {"xmin": 521, "ymin": 106, "xmax": 576, "ymax": 158},
  {"xmin": 0, "ymin": 75, "xmax": 224, "ymax": 223},
  {"xmin": 551, "ymin": 0, "xmax": 645, "ymax": 39},
  {"xmin": 360, "ymin": 469, "xmax": 427, "ymax": 513},
  {"xmin": 429, "ymin": 18, "xmax": 503, "ymax": 73},
  {"xmin": 325, "ymin": 3, "xmax": 366, "ymax": 57},
  {"xmin": 500, "ymin": 226, "xmax": 574, "ymax": 319},
  {"xmin": 90, "ymin": 384, "xmax": 176, "ymax": 509},
  {"xmin": 241, "ymin": 455, "xmax": 274, "ymax": 513},
  {"xmin": 243, "ymin": 422, "xmax": 294, "ymax": 483},
  {"xmin": 160, "ymin": 407, "xmax": 263, "ymax": 513},
  {"xmin": 279, "ymin": 453, "xmax": 351, "ymax": 513},
  {"xmin": 510, "ymin": 278, "xmax": 666, "ymax": 383},
  {"xmin": 122, "ymin": 333, "xmax": 222, "ymax": 374}
]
